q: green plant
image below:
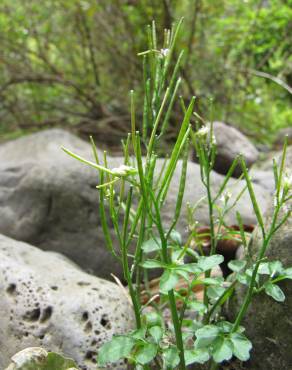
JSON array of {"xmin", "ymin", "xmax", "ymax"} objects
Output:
[
  {"xmin": 5, "ymin": 347, "xmax": 79, "ymax": 370},
  {"xmin": 63, "ymin": 20, "xmax": 292, "ymax": 370}
]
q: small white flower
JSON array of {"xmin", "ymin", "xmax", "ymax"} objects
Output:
[
  {"xmin": 220, "ymin": 191, "xmax": 232, "ymax": 204},
  {"xmin": 211, "ymin": 133, "xmax": 216, "ymax": 145},
  {"xmin": 111, "ymin": 164, "xmax": 137, "ymax": 177},
  {"xmin": 196, "ymin": 126, "xmax": 209, "ymax": 137},
  {"xmin": 160, "ymin": 48, "xmax": 169, "ymax": 57},
  {"xmin": 283, "ymin": 172, "xmax": 292, "ymax": 190}
]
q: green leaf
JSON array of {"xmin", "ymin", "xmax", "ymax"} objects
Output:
[
  {"xmin": 141, "ymin": 238, "xmax": 161, "ymax": 253},
  {"xmin": 170, "ymin": 230, "xmax": 182, "ymax": 245},
  {"xmin": 143, "ymin": 312, "xmax": 163, "ymax": 328},
  {"xmin": 201, "ymin": 277, "xmax": 224, "ymax": 285},
  {"xmin": 268, "ymin": 261, "xmax": 284, "ymax": 275},
  {"xmin": 197, "ymin": 255, "xmax": 224, "ymax": 272},
  {"xmin": 258, "ymin": 262, "xmax": 270, "ymax": 275},
  {"xmin": 216, "ymin": 321, "xmax": 233, "ymax": 333},
  {"xmin": 195, "ymin": 325, "xmax": 220, "ymax": 349},
  {"xmin": 228, "ymin": 260, "xmax": 247, "ymax": 272},
  {"xmin": 184, "ymin": 348, "xmax": 210, "ymax": 365},
  {"xmin": 176, "ymin": 268, "xmax": 190, "ymax": 281},
  {"xmin": 140, "ymin": 260, "xmax": 165, "ymax": 269},
  {"xmin": 178, "ymin": 263, "xmax": 201, "ymax": 274},
  {"xmin": 284, "ymin": 267, "xmax": 292, "ymax": 279},
  {"xmin": 5, "ymin": 348, "xmax": 79, "ymax": 370},
  {"xmin": 264, "ymin": 282, "xmax": 285, "ymax": 302},
  {"xmin": 131, "ymin": 328, "xmax": 146, "ymax": 340},
  {"xmin": 135, "ymin": 342, "xmax": 157, "ymax": 365},
  {"xmin": 207, "ymin": 286, "xmax": 226, "ymax": 300},
  {"xmin": 97, "ymin": 336, "xmax": 136, "ymax": 366},
  {"xmin": 149, "ymin": 326, "xmax": 163, "ymax": 343},
  {"xmin": 163, "ymin": 347, "xmax": 180, "ymax": 368},
  {"xmin": 160, "ymin": 269, "xmax": 180, "ymax": 293},
  {"xmin": 188, "ymin": 300, "xmax": 207, "ymax": 314},
  {"xmin": 212, "ymin": 336, "xmax": 233, "ymax": 363},
  {"xmin": 230, "ymin": 332, "xmax": 252, "ymax": 361}
]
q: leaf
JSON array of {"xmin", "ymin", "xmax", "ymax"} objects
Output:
[
  {"xmin": 188, "ymin": 300, "xmax": 207, "ymax": 314},
  {"xmin": 131, "ymin": 328, "xmax": 146, "ymax": 340},
  {"xmin": 195, "ymin": 325, "xmax": 220, "ymax": 349},
  {"xmin": 176, "ymin": 268, "xmax": 190, "ymax": 281},
  {"xmin": 178, "ymin": 263, "xmax": 201, "ymax": 274},
  {"xmin": 160, "ymin": 269, "xmax": 180, "ymax": 293},
  {"xmin": 228, "ymin": 260, "xmax": 247, "ymax": 272},
  {"xmin": 197, "ymin": 255, "xmax": 224, "ymax": 272},
  {"xmin": 207, "ymin": 286, "xmax": 226, "ymax": 300},
  {"xmin": 184, "ymin": 348, "xmax": 210, "ymax": 365},
  {"xmin": 170, "ymin": 230, "xmax": 182, "ymax": 245},
  {"xmin": 135, "ymin": 342, "xmax": 157, "ymax": 365},
  {"xmin": 97, "ymin": 336, "xmax": 136, "ymax": 366},
  {"xmin": 284, "ymin": 267, "xmax": 292, "ymax": 279},
  {"xmin": 268, "ymin": 261, "xmax": 284, "ymax": 275},
  {"xmin": 216, "ymin": 321, "xmax": 233, "ymax": 333},
  {"xmin": 140, "ymin": 260, "xmax": 165, "ymax": 269},
  {"xmin": 149, "ymin": 326, "xmax": 163, "ymax": 343},
  {"xmin": 201, "ymin": 277, "xmax": 224, "ymax": 285},
  {"xmin": 163, "ymin": 347, "xmax": 180, "ymax": 368},
  {"xmin": 143, "ymin": 312, "xmax": 163, "ymax": 328},
  {"xmin": 141, "ymin": 238, "xmax": 161, "ymax": 253},
  {"xmin": 236, "ymin": 272, "xmax": 251, "ymax": 285},
  {"xmin": 257, "ymin": 262, "xmax": 270, "ymax": 275},
  {"xmin": 212, "ymin": 336, "xmax": 233, "ymax": 363},
  {"xmin": 230, "ymin": 332, "xmax": 252, "ymax": 361},
  {"xmin": 5, "ymin": 348, "xmax": 79, "ymax": 370},
  {"xmin": 264, "ymin": 282, "xmax": 285, "ymax": 302}
]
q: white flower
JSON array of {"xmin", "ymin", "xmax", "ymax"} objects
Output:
[
  {"xmin": 160, "ymin": 48, "xmax": 169, "ymax": 57},
  {"xmin": 283, "ymin": 172, "xmax": 292, "ymax": 190},
  {"xmin": 220, "ymin": 191, "xmax": 232, "ymax": 204},
  {"xmin": 196, "ymin": 126, "xmax": 209, "ymax": 137},
  {"xmin": 111, "ymin": 164, "xmax": 137, "ymax": 177}
]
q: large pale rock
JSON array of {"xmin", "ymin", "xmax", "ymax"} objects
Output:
[
  {"xmin": 250, "ymin": 145, "xmax": 292, "ymax": 194},
  {"xmin": 210, "ymin": 121, "xmax": 259, "ymax": 177},
  {"xmin": 228, "ymin": 197, "xmax": 292, "ymax": 370},
  {"xmin": 0, "ymin": 129, "xmax": 269, "ymax": 278},
  {"xmin": 0, "ymin": 234, "xmax": 133, "ymax": 370}
]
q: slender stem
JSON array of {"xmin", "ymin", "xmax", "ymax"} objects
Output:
[
  {"xmin": 150, "ymin": 191, "xmax": 186, "ymax": 369},
  {"xmin": 232, "ymin": 207, "xmax": 280, "ymax": 332},
  {"xmin": 203, "ymin": 168, "xmax": 216, "ymax": 323}
]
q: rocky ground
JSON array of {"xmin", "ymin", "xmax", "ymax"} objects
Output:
[{"xmin": 0, "ymin": 124, "xmax": 291, "ymax": 369}]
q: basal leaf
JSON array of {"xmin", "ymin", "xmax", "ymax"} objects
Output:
[
  {"xmin": 230, "ymin": 332, "xmax": 252, "ymax": 362},
  {"xmin": 97, "ymin": 336, "xmax": 136, "ymax": 366},
  {"xmin": 135, "ymin": 342, "xmax": 157, "ymax": 365},
  {"xmin": 264, "ymin": 282, "xmax": 285, "ymax": 302},
  {"xmin": 195, "ymin": 325, "xmax": 220, "ymax": 349}
]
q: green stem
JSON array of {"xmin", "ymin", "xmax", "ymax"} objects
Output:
[
  {"xmin": 232, "ymin": 207, "xmax": 280, "ymax": 332},
  {"xmin": 203, "ymin": 169, "xmax": 216, "ymax": 324},
  {"xmin": 150, "ymin": 191, "xmax": 186, "ymax": 370}
]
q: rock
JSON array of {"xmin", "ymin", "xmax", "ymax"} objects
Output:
[
  {"xmin": 228, "ymin": 197, "xmax": 292, "ymax": 370},
  {"xmin": 250, "ymin": 145, "xmax": 292, "ymax": 194},
  {"xmin": 0, "ymin": 234, "xmax": 134, "ymax": 370},
  {"xmin": 206, "ymin": 121, "xmax": 259, "ymax": 177},
  {"xmin": 0, "ymin": 129, "xmax": 270, "ymax": 278}
]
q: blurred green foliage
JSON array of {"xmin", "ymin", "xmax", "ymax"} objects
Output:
[{"xmin": 0, "ymin": 0, "xmax": 291, "ymax": 143}]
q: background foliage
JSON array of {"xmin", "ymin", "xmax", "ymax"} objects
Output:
[{"xmin": 0, "ymin": 0, "xmax": 291, "ymax": 144}]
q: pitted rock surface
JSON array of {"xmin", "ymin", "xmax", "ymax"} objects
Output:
[
  {"xmin": 0, "ymin": 129, "xmax": 270, "ymax": 278},
  {"xmin": 0, "ymin": 234, "xmax": 133, "ymax": 370}
]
